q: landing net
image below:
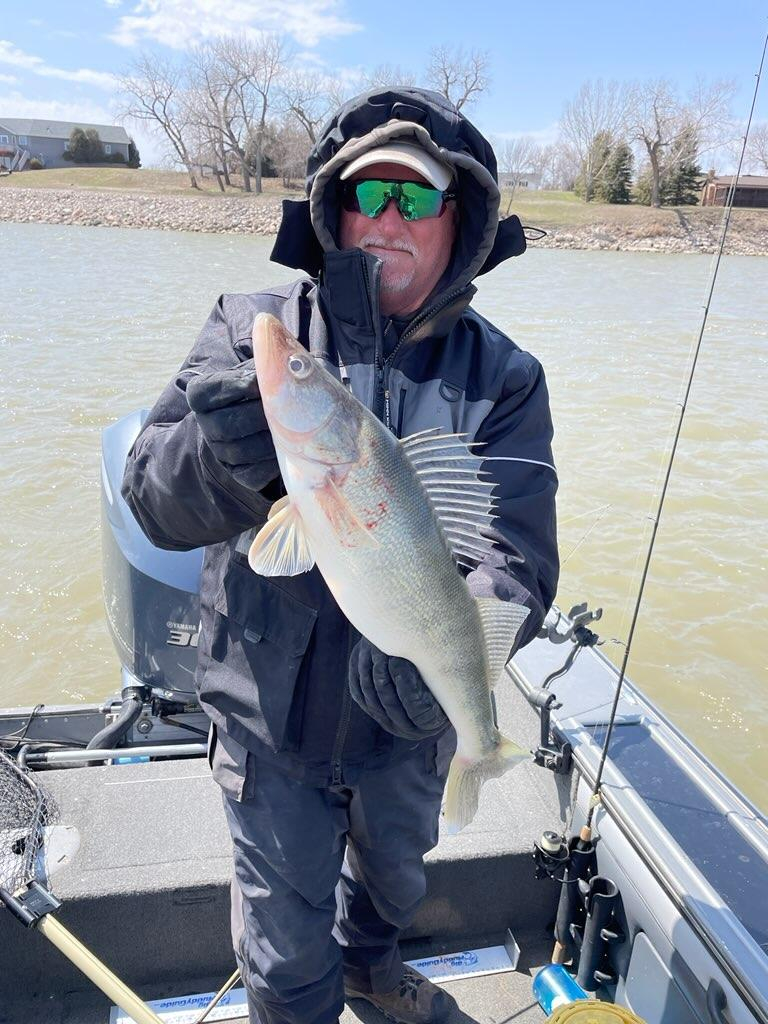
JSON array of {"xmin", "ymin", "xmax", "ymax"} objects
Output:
[{"xmin": 0, "ymin": 748, "xmax": 58, "ymax": 898}]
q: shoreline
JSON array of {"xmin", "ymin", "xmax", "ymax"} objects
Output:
[{"xmin": 2, "ymin": 185, "xmax": 767, "ymax": 256}]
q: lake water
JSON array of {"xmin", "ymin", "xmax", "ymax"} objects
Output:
[{"xmin": 1, "ymin": 222, "xmax": 765, "ymax": 812}]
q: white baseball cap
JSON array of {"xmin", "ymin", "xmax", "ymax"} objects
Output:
[{"xmin": 339, "ymin": 141, "xmax": 454, "ymax": 191}]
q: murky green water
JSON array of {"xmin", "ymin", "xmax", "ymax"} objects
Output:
[{"xmin": 1, "ymin": 222, "xmax": 765, "ymax": 811}]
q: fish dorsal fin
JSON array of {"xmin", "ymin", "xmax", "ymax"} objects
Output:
[
  {"xmin": 401, "ymin": 430, "xmax": 498, "ymax": 570},
  {"xmin": 248, "ymin": 502, "xmax": 315, "ymax": 577},
  {"xmin": 475, "ymin": 597, "xmax": 530, "ymax": 687}
]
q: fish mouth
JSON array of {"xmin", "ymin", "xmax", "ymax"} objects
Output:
[
  {"xmin": 253, "ymin": 312, "xmax": 348, "ymax": 464},
  {"xmin": 253, "ymin": 312, "xmax": 303, "ymax": 401}
]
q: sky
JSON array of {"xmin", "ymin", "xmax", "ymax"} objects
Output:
[{"xmin": 0, "ymin": 0, "xmax": 766, "ymax": 168}]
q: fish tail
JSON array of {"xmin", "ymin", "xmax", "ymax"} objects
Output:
[{"xmin": 443, "ymin": 733, "xmax": 528, "ymax": 833}]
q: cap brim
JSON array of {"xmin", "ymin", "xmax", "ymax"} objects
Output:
[{"xmin": 339, "ymin": 143, "xmax": 453, "ymax": 191}]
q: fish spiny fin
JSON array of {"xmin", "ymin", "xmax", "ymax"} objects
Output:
[
  {"xmin": 400, "ymin": 430, "xmax": 498, "ymax": 569},
  {"xmin": 248, "ymin": 503, "xmax": 315, "ymax": 577},
  {"xmin": 475, "ymin": 597, "xmax": 530, "ymax": 687}
]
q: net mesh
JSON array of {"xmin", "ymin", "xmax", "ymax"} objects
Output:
[{"xmin": 0, "ymin": 749, "xmax": 58, "ymax": 897}]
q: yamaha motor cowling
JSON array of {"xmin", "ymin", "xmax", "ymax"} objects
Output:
[{"xmin": 101, "ymin": 410, "xmax": 203, "ymax": 712}]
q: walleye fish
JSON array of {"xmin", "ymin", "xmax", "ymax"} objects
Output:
[{"xmin": 248, "ymin": 313, "xmax": 530, "ymax": 831}]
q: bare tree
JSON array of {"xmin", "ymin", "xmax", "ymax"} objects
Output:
[
  {"xmin": 366, "ymin": 64, "xmax": 416, "ymax": 89},
  {"xmin": 187, "ymin": 35, "xmax": 287, "ymax": 194},
  {"xmin": 235, "ymin": 33, "xmax": 287, "ymax": 193},
  {"xmin": 279, "ymin": 69, "xmax": 336, "ymax": 145},
  {"xmin": 268, "ymin": 116, "xmax": 311, "ymax": 186},
  {"xmin": 116, "ymin": 53, "xmax": 200, "ymax": 188},
  {"xmin": 496, "ymin": 136, "xmax": 540, "ymax": 211},
  {"xmin": 746, "ymin": 122, "xmax": 768, "ymax": 173},
  {"xmin": 426, "ymin": 46, "xmax": 490, "ymax": 110},
  {"xmin": 624, "ymin": 78, "xmax": 735, "ymax": 207},
  {"xmin": 560, "ymin": 80, "xmax": 628, "ymax": 202}
]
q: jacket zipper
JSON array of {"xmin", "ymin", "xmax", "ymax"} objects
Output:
[
  {"xmin": 379, "ymin": 285, "xmax": 469, "ymax": 432},
  {"xmin": 396, "ymin": 386, "xmax": 407, "ymax": 438}
]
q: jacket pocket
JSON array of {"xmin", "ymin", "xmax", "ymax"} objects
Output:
[{"xmin": 201, "ymin": 561, "xmax": 318, "ymax": 754}]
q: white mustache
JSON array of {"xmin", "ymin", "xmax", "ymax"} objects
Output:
[{"xmin": 360, "ymin": 236, "xmax": 415, "ymax": 256}]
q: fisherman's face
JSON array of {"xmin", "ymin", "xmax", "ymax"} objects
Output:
[{"xmin": 339, "ymin": 161, "xmax": 457, "ymax": 318}]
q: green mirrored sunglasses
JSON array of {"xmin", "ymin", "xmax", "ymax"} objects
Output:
[{"xmin": 341, "ymin": 178, "xmax": 457, "ymax": 221}]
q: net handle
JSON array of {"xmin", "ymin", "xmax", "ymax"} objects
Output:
[{"xmin": 37, "ymin": 913, "xmax": 164, "ymax": 1024}]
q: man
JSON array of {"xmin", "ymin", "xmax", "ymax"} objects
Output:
[{"xmin": 122, "ymin": 87, "xmax": 558, "ymax": 1024}]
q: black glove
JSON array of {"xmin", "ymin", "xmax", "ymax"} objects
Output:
[
  {"xmin": 348, "ymin": 637, "xmax": 449, "ymax": 740},
  {"xmin": 186, "ymin": 360, "xmax": 280, "ymax": 491}
]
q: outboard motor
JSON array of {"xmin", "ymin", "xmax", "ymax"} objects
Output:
[{"xmin": 101, "ymin": 410, "xmax": 204, "ymax": 707}]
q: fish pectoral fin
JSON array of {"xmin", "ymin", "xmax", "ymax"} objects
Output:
[
  {"xmin": 248, "ymin": 503, "xmax": 315, "ymax": 577},
  {"xmin": 267, "ymin": 495, "xmax": 291, "ymax": 520},
  {"xmin": 316, "ymin": 476, "xmax": 380, "ymax": 549},
  {"xmin": 475, "ymin": 598, "xmax": 530, "ymax": 687}
]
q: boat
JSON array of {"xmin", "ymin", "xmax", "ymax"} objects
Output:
[{"xmin": 0, "ymin": 408, "xmax": 766, "ymax": 1024}]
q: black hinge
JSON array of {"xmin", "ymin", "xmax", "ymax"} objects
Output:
[{"xmin": 0, "ymin": 880, "xmax": 61, "ymax": 928}]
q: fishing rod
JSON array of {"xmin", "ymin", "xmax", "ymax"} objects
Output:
[
  {"xmin": 548, "ymin": 25, "xmax": 768, "ymax": 970},
  {"xmin": 581, "ymin": 25, "xmax": 767, "ymax": 840}
]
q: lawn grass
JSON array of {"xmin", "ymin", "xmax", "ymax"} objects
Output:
[{"xmin": 0, "ymin": 165, "xmax": 299, "ymax": 198}]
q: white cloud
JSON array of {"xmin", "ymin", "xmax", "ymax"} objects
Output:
[
  {"xmin": 0, "ymin": 72, "xmax": 18, "ymax": 84},
  {"xmin": 108, "ymin": 0, "xmax": 361, "ymax": 49},
  {"xmin": 0, "ymin": 39, "xmax": 115, "ymax": 90}
]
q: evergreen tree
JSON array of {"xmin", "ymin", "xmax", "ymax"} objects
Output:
[
  {"xmin": 574, "ymin": 130, "xmax": 612, "ymax": 202},
  {"xmin": 662, "ymin": 130, "xmax": 703, "ymax": 205},
  {"xmin": 594, "ymin": 141, "xmax": 634, "ymax": 203},
  {"xmin": 67, "ymin": 127, "xmax": 89, "ymax": 162},
  {"xmin": 127, "ymin": 138, "xmax": 141, "ymax": 169},
  {"xmin": 634, "ymin": 129, "xmax": 702, "ymax": 206},
  {"xmin": 84, "ymin": 128, "xmax": 105, "ymax": 163}
]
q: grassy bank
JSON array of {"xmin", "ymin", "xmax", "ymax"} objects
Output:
[
  {"xmin": 502, "ymin": 186, "xmax": 767, "ymax": 238},
  {"xmin": 0, "ymin": 165, "xmax": 299, "ymax": 198}
]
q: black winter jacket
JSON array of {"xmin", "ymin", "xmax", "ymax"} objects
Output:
[{"xmin": 121, "ymin": 88, "xmax": 559, "ymax": 785}]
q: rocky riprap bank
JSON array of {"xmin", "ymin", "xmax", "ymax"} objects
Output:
[
  {"xmin": 1, "ymin": 186, "xmax": 767, "ymax": 255},
  {"xmin": 0, "ymin": 187, "xmax": 285, "ymax": 235}
]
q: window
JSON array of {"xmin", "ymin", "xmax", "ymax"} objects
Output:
[
  {"xmin": 0, "ymin": 135, "xmax": 9, "ymax": 144},
  {"xmin": 104, "ymin": 144, "xmax": 111, "ymax": 154},
  {"xmin": 18, "ymin": 135, "xmax": 28, "ymax": 145}
]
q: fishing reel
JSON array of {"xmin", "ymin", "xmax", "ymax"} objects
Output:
[{"xmin": 533, "ymin": 829, "xmax": 570, "ymax": 881}]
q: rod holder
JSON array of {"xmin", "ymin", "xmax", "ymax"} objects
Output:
[
  {"xmin": 575, "ymin": 875, "xmax": 623, "ymax": 991},
  {"xmin": 552, "ymin": 833, "xmax": 597, "ymax": 963}
]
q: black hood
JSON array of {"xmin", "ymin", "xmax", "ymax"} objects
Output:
[{"xmin": 271, "ymin": 87, "xmax": 525, "ymax": 294}]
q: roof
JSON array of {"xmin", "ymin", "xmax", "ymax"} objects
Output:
[
  {"xmin": 710, "ymin": 175, "xmax": 768, "ymax": 188},
  {"xmin": 0, "ymin": 117, "xmax": 130, "ymax": 145}
]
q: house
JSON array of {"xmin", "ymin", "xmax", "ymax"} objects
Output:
[
  {"xmin": 0, "ymin": 118, "xmax": 131, "ymax": 170},
  {"xmin": 498, "ymin": 171, "xmax": 542, "ymax": 191},
  {"xmin": 701, "ymin": 175, "xmax": 768, "ymax": 208}
]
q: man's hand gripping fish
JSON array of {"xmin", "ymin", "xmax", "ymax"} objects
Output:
[{"xmin": 248, "ymin": 313, "xmax": 530, "ymax": 831}]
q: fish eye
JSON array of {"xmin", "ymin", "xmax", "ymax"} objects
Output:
[{"xmin": 288, "ymin": 354, "xmax": 312, "ymax": 379}]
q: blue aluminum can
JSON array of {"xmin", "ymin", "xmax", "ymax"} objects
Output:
[{"xmin": 532, "ymin": 964, "xmax": 589, "ymax": 1013}]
